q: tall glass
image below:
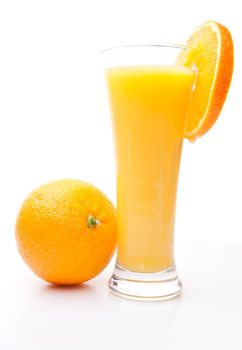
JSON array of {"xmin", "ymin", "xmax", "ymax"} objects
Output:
[{"xmin": 102, "ymin": 45, "xmax": 196, "ymax": 300}]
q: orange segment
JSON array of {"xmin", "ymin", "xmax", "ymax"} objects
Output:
[{"xmin": 177, "ymin": 20, "xmax": 234, "ymax": 141}]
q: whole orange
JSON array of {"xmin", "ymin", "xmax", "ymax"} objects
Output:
[{"xmin": 15, "ymin": 179, "xmax": 117, "ymax": 285}]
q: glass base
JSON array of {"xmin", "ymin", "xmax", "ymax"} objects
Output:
[{"xmin": 109, "ymin": 264, "xmax": 182, "ymax": 301}]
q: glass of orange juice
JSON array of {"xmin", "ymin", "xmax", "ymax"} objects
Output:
[{"xmin": 102, "ymin": 45, "xmax": 196, "ymax": 300}]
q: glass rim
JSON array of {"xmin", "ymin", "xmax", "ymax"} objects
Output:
[{"xmin": 99, "ymin": 43, "xmax": 195, "ymax": 54}]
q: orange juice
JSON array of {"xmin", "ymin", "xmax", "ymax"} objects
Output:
[{"xmin": 106, "ymin": 65, "xmax": 194, "ymax": 273}]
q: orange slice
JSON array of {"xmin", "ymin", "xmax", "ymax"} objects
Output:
[{"xmin": 177, "ymin": 20, "xmax": 234, "ymax": 141}]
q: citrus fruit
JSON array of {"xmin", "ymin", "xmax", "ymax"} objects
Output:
[
  {"xmin": 15, "ymin": 179, "xmax": 117, "ymax": 285},
  {"xmin": 177, "ymin": 20, "xmax": 234, "ymax": 141}
]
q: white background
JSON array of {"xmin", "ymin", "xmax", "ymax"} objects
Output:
[{"xmin": 0, "ymin": 1, "xmax": 241, "ymax": 349}]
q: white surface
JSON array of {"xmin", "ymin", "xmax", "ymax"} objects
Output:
[
  {"xmin": 1, "ymin": 241, "xmax": 242, "ymax": 350},
  {"xmin": 0, "ymin": 0, "xmax": 242, "ymax": 349}
]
